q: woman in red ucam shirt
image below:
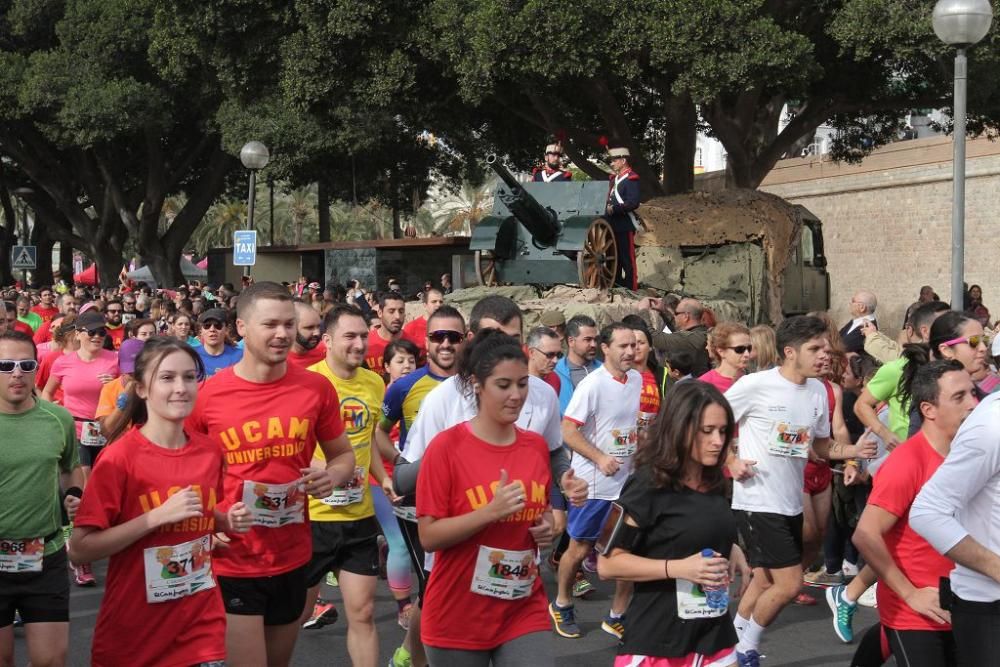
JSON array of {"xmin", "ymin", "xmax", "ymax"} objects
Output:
[
  {"xmin": 70, "ymin": 337, "xmax": 252, "ymax": 667},
  {"xmin": 417, "ymin": 330, "xmax": 554, "ymax": 665}
]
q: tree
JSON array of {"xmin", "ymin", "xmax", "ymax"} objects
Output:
[{"xmin": 0, "ymin": 0, "xmax": 239, "ymax": 286}]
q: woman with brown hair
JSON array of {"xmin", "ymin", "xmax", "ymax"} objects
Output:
[
  {"xmin": 700, "ymin": 322, "xmax": 752, "ymax": 394},
  {"xmin": 599, "ymin": 381, "xmax": 750, "ymax": 667}
]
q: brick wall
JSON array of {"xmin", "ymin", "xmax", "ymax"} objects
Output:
[{"xmin": 752, "ymin": 136, "xmax": 1000, "ymax": 334}]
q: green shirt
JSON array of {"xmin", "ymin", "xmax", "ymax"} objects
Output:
[
  {"xmin": 866, "ymin": 357, "xmax": 909, "ymax": 441},
  {"xmin": 17, "ymin": 312, "xmax": 42, "ymax": 332},
  {"xmin": 0, "ymin": 399, "xmax": 79, "ymax": 555}
]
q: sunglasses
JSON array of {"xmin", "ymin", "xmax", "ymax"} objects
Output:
[
  {"xmin": 532, "ymin": 348, "xmax": 564, "ymax": 360},
  {"xmin": 106, "ymin": 309, "xmax": 122, "ymax": 314},
  {"xmin": 201, "ymin": 321, "xmax": 225, "ymax": 331},
  {"xmin": 428, "ymin": 330, "xmax": 463, "ymax": 344},
  {"xmin": 0, "ymin": 359, "xmax": 38, "ymax": 373},
  {"xmin": 727, "ymin": 345, "xmax": 753, "ymax": 354},
  {"xmin": 944, "ymin": 334, "xmax": 991, "ymax": 348},
  {"xmin": 79, "ymin": 327, "xmax": 107, "ymax": 338}
]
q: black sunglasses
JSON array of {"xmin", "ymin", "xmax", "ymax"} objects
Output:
[
  {"xmin": 201, "ymin": 321, "xmax": 225, "ymax": 331},
  {"xmin": 428, "ymin": 330, "xmax": 463, "ymax": 344},
  {"xmin": 79, "ymin": 327, "xmax": 107, "ymax": 338},
  {"xmin": 727, "ymin": 345, "xmax": 753, "ymax": 354},
  {"xmin": 532, "ymin": 348, "xmax": 564, "ymax": 360},
  {"xmin": 0, "ymin": 359, "xmax": 38, "ymax": 373}
]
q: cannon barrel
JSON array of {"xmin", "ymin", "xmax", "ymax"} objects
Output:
[{"xmin": 486, "ymin": 154, "xmax": 560, "ymax": 247}]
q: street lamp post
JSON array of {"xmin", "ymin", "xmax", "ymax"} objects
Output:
[
  {"xmin": 239, "ymin": 141, "xmax": 270, "ymax": 278},
  {"xmin": 933, "ymin": 0, "xmax": 993, "ymax": 310}
]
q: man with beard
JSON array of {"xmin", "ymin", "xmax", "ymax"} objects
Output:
[
  {"xmin": 300, "ymin": 305, "xmax": 390, "ymax": 667},
  {"xmin": 31, "ymin": 287, "xmax": 59, "ymax": 325},
  {"xmin": 34, "ymin": 294, "xmax": 77, "ymax": 345},
  {"xmin": 401, "ymin": 289, "xmax": 444, "ymax": 359},
  {"xmin": 552, "ymin": 315, "xmax": 600, "ymax": 413},
  {"xmin": 532, "ymin": 143, "xmax": 573, "ymax": 182},
  {"xmin": 288, "ymin": 301, "xmax": 327, "ymax": 368},
  {"xmin": 102, "ymin": 300, "xmax": 126, "ymax": 350},
  {"xmin": 195, "ymin": 308, "xmax": 243, "ymax": 377},
  {"xmin": 366, "ymin": 292, "xmax": 405, "ymax": 376}
]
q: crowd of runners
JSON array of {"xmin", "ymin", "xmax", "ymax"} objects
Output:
[{"xmin": 2, "ymin": 277, "xmax": 1000, "ymax": 667}]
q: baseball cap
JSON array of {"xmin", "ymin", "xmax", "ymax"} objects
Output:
[
  {"xmin": 118, "ymin": 339, "xmax": 145, "ymax": 374},
  {"xmin": 75, "ymin": 310, "xmax": 106, "ymax": 331},
  {"xmin": 198, "ymin": 308, "xmax": 227, "ymax": 324}
]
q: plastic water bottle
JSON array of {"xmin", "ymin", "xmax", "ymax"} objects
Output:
[{"xmin": 701, "ymin": 548, "xmax": 729, "ymax": 611}]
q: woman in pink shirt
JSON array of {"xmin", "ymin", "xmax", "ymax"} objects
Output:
[{"xmin": 698, "ymin": 322, "xmax": 751, "ymax": 394}]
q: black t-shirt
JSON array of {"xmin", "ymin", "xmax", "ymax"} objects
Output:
[{"xmin": 616, "ymin": 468, "xmax": 738, "ymax": 658}]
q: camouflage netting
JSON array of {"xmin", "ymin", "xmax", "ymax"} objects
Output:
[{"xmin": 635, "ymin": 189, "xmax": 801, "ymax": 324}]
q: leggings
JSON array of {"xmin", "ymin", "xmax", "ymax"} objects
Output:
[
  {"xmin": 425, "ymin": 631, "xmax": 552, "ymax": 666},
  {"xmin": 370, "ymin": 483, "xmax": 412, "ymax": 595}
]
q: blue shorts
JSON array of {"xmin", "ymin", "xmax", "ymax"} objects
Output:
[
  {"xmin": 550, "ymin": 481, "xmax": 567, "ymax": 512},
  {"xmin": 566, "ymin": 499, "xmax": 613, "ymax": 542}
]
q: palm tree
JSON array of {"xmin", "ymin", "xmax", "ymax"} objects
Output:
[
  {"xmin": 190, "ymin": 200, "xmax": 246, "ymax": 256},
  {"xmin": 418, "ymin": 178, "xmax": 495, "ymax": 236}
]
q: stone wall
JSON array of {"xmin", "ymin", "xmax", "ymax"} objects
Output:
[
  {"xmin": 748, "ymin": 136, "xmax": 1000, "ymax": 333},
  {"xmin": 324, "ymin": 246, "xmax": 457, "ymax": 296}
]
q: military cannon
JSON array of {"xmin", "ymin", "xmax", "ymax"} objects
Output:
[{"xmin": 470, "ymin": 155, "xmax": 618, "ymax": 288}]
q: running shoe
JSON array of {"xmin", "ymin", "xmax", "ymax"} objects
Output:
[
  {"xmin": 571, "ymin": 574, "xmax": 594, "ymax": 598},
  {"xmin": 736, "ymin": 649, "xmax": 762, "ymax": 667},
  {"xmin": 842, "ymin": 560, "xmax": 860, "ymax": 577},
  {"xmin": 601, "ymin": 614, "xmax": 626, "ymax": 640},
  {"xmin": 73, "ymin": 563, "xmax": 96, "ymax": 587},
  {"xmin": 302, "ymin": 599, "xmax": 339, "ymax": 630},
  {"xmin": 397, "ymin": 602, "xmax": 414, "ymax": 630},
  {"xmin": 378, "ymin": 535, "xmax": 388, "ymax": 581},
  {"xmin": 826, "ymin": 584, "xmax": 857, "ymax": 643},
  {"xmin": 858, "ymin": 582, "xmax": 878, "ymax": 608},
  {"xmin": 326, "ymin": 571, "xmax": 339, "ymax": 587},
  {"xmin": 793, "ymin": 592, "xmax": 816, "ymax": 605},
  {"xmin": 388, "ymin": 646, "xmax": 412, "ymax": 667},
  {"xmin": 549, "ymin": 602, "xmax": 582, "ymax": 639},
  {"xmin": 804, "ymin": 569, "xmax": 845, "ymax": 586},
  {"xmin": 582, "ymin": 549, "xmax": 598, "ymax": 573}
]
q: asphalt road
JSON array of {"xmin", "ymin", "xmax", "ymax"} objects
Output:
[{"xmin": 13, "ymin": 561, "xmax": 879, "ymax": 666}]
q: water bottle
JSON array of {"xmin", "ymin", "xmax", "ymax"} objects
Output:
[{"xmin": 701, "ymin": 548, "xmax": 729, "ymax": 611}]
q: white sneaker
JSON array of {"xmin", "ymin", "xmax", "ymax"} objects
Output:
[
  {"xmin": 858, "ymin": 582, "xmax": 878, "ymax": 608},
  {"xmin": 842, "ymin": 560, "xmax": 860, "ymax": 577}
]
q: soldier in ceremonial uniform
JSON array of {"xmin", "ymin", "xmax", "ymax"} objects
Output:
[
  {"xmin": 532, "ymin": 144, "xmax": 573, "ymax": 182},
  {"xmin": 605, "ymin": 147, "xmax": 641, "ymax": 290}
]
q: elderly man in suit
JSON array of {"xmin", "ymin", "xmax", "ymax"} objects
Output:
[{"xmin": 840, "ymin": 290, "xmax": 878, "ymax": 353}]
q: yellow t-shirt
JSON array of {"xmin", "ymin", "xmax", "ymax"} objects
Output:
[{"xmin": 306, "ymin": 360, "xmax": 385, "ymax": 521}]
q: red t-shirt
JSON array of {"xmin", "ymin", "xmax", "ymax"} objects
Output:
[
  {"xmin": 640, "ymin": 369, "xmax": 661, "ymax": 416},
  {"xmin": 287, "ymin": 342, "xmax": 327, "ymax": 369},
  {"xmin": 868, "ymin": 431, "xmax": 954, "ymax": 631},
  {"xmin": 542, "ymin": 372, "xmax": 561, "ymax": 395},
  {"xmin": 417, "ymin": 422, "xmax": 551, "ymax": 650},
  {"xmin": 106, "ymin": 325, "xmax": 125, "ymax": 351},
  {"xmin": 402, "ymin": 316, "xmax": 428, "ymax": 356},
  {"xmin": 13, "ymin": 320, "xmax": 32, "ymax": 336},
  {"xmin": 35, "ymin": 348, "xmax": 65, "ymax": 402},
  {"xmin": 698, "ymin": 368, "xmax": 740, "ymax": 394},
  {"xmin": 31, "ymin": 305, "xmax": 59, "ymax": 324},
  {"xmin": 366, "ymin": 329, "xmax": 393, "ymax": 376},
  {"xmin": 74, "ymin": 428, "xmax": 226, "ymax": 667},
  {"xmin": 33, "ymin": 318, "xmax": 54, "ymax": 344},
  {"xmin": 186, "ymin": 364, "xmax": 345, "ymax": 577}
]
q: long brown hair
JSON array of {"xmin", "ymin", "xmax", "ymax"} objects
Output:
[
  {"xmin": 104, "ymin": 337, "xmax": 205, "ymax": 444},
  {"xmin": 635, "ymin": 381, "xmax": 735, "ymax": 493}
]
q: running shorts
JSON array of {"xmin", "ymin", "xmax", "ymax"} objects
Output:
[
  {"xmin": 566, "ymin": 499, "xmax": 613, "ymax": 542},
  {"xmin": 803, "ymin": 460, "xmax": 833, "ymax": 495},
  {"xmin": 0, "ymin": 546, "xmax": 70, "ymax": 627},
  {"xmin": 735, "ymin": 510, "xmax": 803, "ymax": 569},
  {"xmin": 218, "ymin": 563, "xmax": 308, "ymax": 626},
  {"xmin": 304, "ymin": 517, "xmax": 380, "ymax": 587}
]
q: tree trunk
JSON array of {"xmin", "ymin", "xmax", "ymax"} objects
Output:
[
  {"xmin": 142, "ymin": 248, "xmax": 185, "ymax": 288},
  {"xmin": 93, "ymin": 243, "xmax": 124, "ymax": 287},
  {"xmin": 58, "ymin": 241, "xmax": 74, "ymax": 283},
  {"xmin": 662, "ymin": 93, "xmax": 698, "ymax": 195},
  {"xmin": 317, "ymin": 180, "xmax": 331, "ymax": 242},
  {"xmin": 31, "ymin": 222, "xmax": 55, "ymax": 286},
  {"xmin": 0, "ymin": 173, "xmax": 17, "ymax": 285}
]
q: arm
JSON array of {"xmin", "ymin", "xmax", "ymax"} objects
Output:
[
  {"xmin": 854, "ymin": 387, "xmax": 900, "ymax": 449},
  {"xmin": 942, "ymin": 537, "xmax": 1000, "ymax": 585},
  {"xmin": 41, "ymin": 375, "xmax": 60, "ymax": 403},
  {"xmin": 863, "ymin": 331, "xmax": 902, "ymax": 364},
  {"xmin": 610, "ymin": 178, "xmax": 641, "ymax": 215},
  {"xmin": 315, "ymin": 433, "xmax": 356, "ymax": 490},
  {"xmin": 813, "ymin": 436, "xmax": 876, "ymax": 461},
  {"xmin": 597, "ymin": 515, "xmax": 728, "ymax": 585},
  {"xmin": 853, "ymin": 504, "xmax": 949, "ymax": 624},
  {"xmin": 417, "ymin": 469, "xmax": 524, "ymax": 552},
  {"xmin": 831, "ymin": 383, "xmax": 851, "ymax": 447},
  {"xmin": 374, "ymin": 419, "xmax": 399, "ymax": 463},
  {"xmin": 562, "ymin": 418, "xmax": 617, "ymax": 475}
]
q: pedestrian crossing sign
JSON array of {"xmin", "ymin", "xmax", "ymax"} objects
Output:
[{"xmin": 11, "ymin": 245, "xmax": 36, "ymax": 270}]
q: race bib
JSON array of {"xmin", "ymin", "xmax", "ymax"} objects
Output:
[
  {"xmin": 142, "ymin": 535, "xmax": 215, "ymax": 604},
  {"xmin": 600, "ymin": 427, "xmax": 637, "ymax": 459},
  {"xmin": 767, "ymin": 421, "xmax": 813, "ymax": 458},
  {"xmin": 470, "ymin": 546, "xmax": 537, "ymax": 600},
  {"xmin": 676, "ymin": 578, "xmax": 728, "ymax": 619},
  {"xmin": 80, "ymin": 420, "xmax": 106, "ymax": 448},
  {"xmin": 241, "ymin": 480, "xmax": 305, "ymax": 527},
  {"xmin": 321, "ymin": 466, "xmax": 366, "ymax": 507},
  {"xmin": 0, "ymin": 537, "xmax": 44, "ymax": 573},
  {"xmin": 392, "ymin": 505, "xmax": 417, "ymax": 522}
]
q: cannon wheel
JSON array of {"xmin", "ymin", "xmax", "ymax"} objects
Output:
[
  {"xmin": 577, "ymin": 219, "xmax": 617, "ymax": 289},
  {"xmin": 475, "ymin": 249, "xmax": 499, "ymax": 287}
]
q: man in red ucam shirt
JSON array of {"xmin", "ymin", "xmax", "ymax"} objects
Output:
[
  {"xmin": 853, "ymin": 359, "xmax": 977, "ymax": 664},
  {"xmin": 188, "ymin": 281, "xmax": 356, "ymax": 667}
]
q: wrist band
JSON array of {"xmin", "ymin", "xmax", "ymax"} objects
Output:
[
  {"xmin": 664, "ymin": 559, "xmax": 670, "ymax": 580},
  {"xmin": 65, "ymin": 486, "xmax": 83, "ymax": 499}
]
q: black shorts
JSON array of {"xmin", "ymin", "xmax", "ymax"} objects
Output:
[
  {"xmin": 79, "ymin": 444, "xmax": 104, "ymax": 467},
  {"xmin": 218, "ymin": 563, "xmax": 308, "ymax": 626},
  {"xmin": 397, "ymin": 516, "xmax": 430, "ymax": 605},
  {"xmin": 304, "ymin": 517, "xmax": 380, "ymax": 588},
  {"xmin": 735, "ymin": 510, "xmax": 803, "ymax": 569},
  {"xmin": 0, "ymin": 546, "xmax": 70, "ymax": 627},
  {"xmin": 885, "ymin": 627, "xmax": 956, "ymax": 667}
]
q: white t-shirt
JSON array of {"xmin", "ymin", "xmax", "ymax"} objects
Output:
[
  {"xmin": 401, "ymin": 374, "xmax": 562, "ymax": 462},
  {"xmin": 563, "ymin": 366, "xmax": 642, "ymax": 501},
  {"xmin": 726, "ymin": 368, "xmax": 831, "ymax": 516}
]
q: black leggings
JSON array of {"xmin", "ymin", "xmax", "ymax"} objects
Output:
[
  {"xmin": 952, "ymin": 598, "xmax": 1000, "ymax": 666},
  {"xmin": 851, "ymin": 624, "xmax": 889, "ymax": 667},
  {"xmin": 397, "ymin": 516, "xmax": 429, "ymax": 602},
  {"xmin": 886, "ymin": 628, "xmax": 955, "ymax": 667}
]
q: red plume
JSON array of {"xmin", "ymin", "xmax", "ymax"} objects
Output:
[
  {"xmin": 554, "ymin": 129, "xmax": 567, "ymax": 143},
  {"xmin": 597, "ymin": 135, "xmax": 609, "ymax": 147}
]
